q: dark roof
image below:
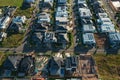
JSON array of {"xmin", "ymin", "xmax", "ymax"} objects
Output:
[
  {"xmin": 49, "ymin": 57, "xmax": 63, "ymax": 75},
  {"xmin": 18, "ymin": 56, "xmax": 35, "ymax": 75},
  {"xmin": 57, "ymin": 33, "xmax": 68, "ymax": 43},
  {"xmin": 3, "ymin": 55, "xmax": 23, "ymax": 70},
  {"xmin": 24, "ymin": 0, "xmax": 35, "ymax": 3},
  {"xmin": 56, "ymin": 26, "xmax": 67, "ymax": 32}
]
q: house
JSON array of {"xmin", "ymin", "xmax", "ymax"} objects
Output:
[
  {"xmin": 57, "ymin": 33, "xmax": 69, "ymax": 48},
  {"xmin": 108, "ymin": 32, "xmax": 120, "ymax": 48},
  {"xmin": 78, "ymin": 3, "xmax": 87, "ymax": 9},
  {"xmin": 65, "ymin": 56, "xmax": 78, "ymax": 75},
  {"xmin": 34, "ymin": 24, "xmax": 47, "ymax": 32},
  {"xmin": 43, "ymin": 0, "xmax": 54, "ymax": 10},
  {"xmin": 37, "ymin": 12, "xmax": 50, "ymax": 24},
  {"xmin": 23, "ymin": 0, "xmax": 35, "ymax": 8},
  {"xmin": 18, "ymin": 55, "xmax": 35, "ymax": 76},
  {"xmin": 8, "ymin": 23, "xmax": 23, "ymax": 33},
  {"xmin": 24, "ymin": 0, "xmax": 35, "ymax": 4},
  {"xmin": 79, "ymin": 8, "xmax": 92, "ymax": 19},
  {"xmin": 81, "ymin": 19, "xmax": 96, "ymax": 33},
  {"xmin": 43, "ymin": 32, "xmax": 57, "ymax": 43},
  {"xmin": 8, "ymin": 16, "xmax": 26, "ymax": 33},
  {"xmin": 97, "ymin": 17, "xmax": 116, "ymax": 33},
  {"xmin": 48, "ymin": 57, "xmax": 65, "ymax": 77},
  {"xmin": 109, "ymin": 0, "xmax": 120, "ymax": 13},
  {"xmin": 56, "ymin": 17, "xmax": 68, "ymax": 26},
  {"xmin": 55, "ymin": 26, "xmax": 67, "ymax": 33},
  {"xmin": 12, "ymin": 16, "xmax": 26, "ymax": 24},
  {"xmin": 32, "ymin": 32, "xmax": 44, "ymax": 44},
  {"xmin": 82, "ymin": 33, "xmax": 96, "ymax": 46},
  {"xmin": 0, "ymin": 32, "xmax": 7, "ymax": 41},
  {"xmin": 0, "ymin": 16, "xmax": 11, "ymax": 29},
  {"xmin": 78, "ymin": 0, "xmax": 86, "ymax": 4},
  {"xmin": 58, "ymin": 0, "xmax": 67, "ymax": 5},
  {"xmin": 3, "ymin": 55, "xmax": 24, "ymax": 71},
  {"xmin": 97, "ymin": 13, "xmax": 108, "ymax": 19},
  {"xmin": 56, "ymin": 5, "xmax": 68, "ymax": 17},
  {"xmin": 99, "ymin": 24, "xmax": 115, "ymax": 33},
  {"xmin": 97, "ymin": 18, "xmax": 112, "ymax": 25}
]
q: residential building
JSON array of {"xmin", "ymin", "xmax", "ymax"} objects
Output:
[
  {"xmin": 109, "ymin": 0, "xmax": 120, "ymax": 13},
  {"xmin": 58, "ymin": 0, "xmax": 67, "ymax": 5},
  {"xmin": 18, "ymin": 56, "xmax": 35, "ymax": 76},
  {"xmin": 3, "ymin": 55, "xmax": 24, "ymax": 75},
  {"xmin": 8, "ymin": 16, "xmax": 26, "ymax": 33},
  {"xmin": 79, "ymin": 8, "xmax": 92, "ymax": 19},
  {"xmin": 44, "ymin": 32, "xmax": 57, "ymax": 43},
  {"xmin": 56, "ymin": 17, "xmax": 68, "ymax": 30},
  {"xmin": 23, "ymin": 0, "xmax": 35, "ymax": 8},
  {"xmin": 34, "ymin": 24, "xmax": 47, "ymax": 32},
  {"xmin": 24, "ymin": 0, "xmax": 35, "ymax": 3},
  {"xmin": 8, "ymin": 23, "xmax": 23, "ymax": 33},
  {"xmin": 0, "ymin": 16, "xmax": 11, "ymax": 29},
  {"xmin": 0, "ymin": 32, "xmax": 7, "ymax": 41},
  {"xmin": 56, "ymin": 5, "xmax": 68, "ymax": 17},
  {"xmin": 48, "ymin": 57, "xmax": 65, "ymax": 77},
  {"xmin": 57, "ymin": 33, "xmax": 68, "ymax": 48},
  {"xmin": 37, "ymin": 12, "xmax": 50, "ymax": 24},
  {"xmin": 97, "ymin": 13, "xmax": 108, "ymax": 19},
  {"xmin": 81, "ymin": 19, "xmax": 96, "ymax": 33},
  {"xmin": 82, "ymin": 33, "xmax": 96, "ymax": 46},
  {"xmin": 32, "ymin": 32, "xmax": 44, "ymax": 44},
  {"xmin": 78, "ymin": 0, "xmax": 86, "ymax": 4},
  {"xmin": 108, "ymin": 32, "xmax": 120, "ymax": 48},
  {"xmin": 65, "ymin": 56, "xmax": 78, "ymax": 72},
  {"xmin": 55, "ymin": 26, "xmax": 67, "ymax": 33},
  {"xmin": 99, "ymin": 24, "xmax": 115, "ymax": 33},
  {"xmin": 12, "ymin": 16, "xmax": 26, "ymax": 24},
  {"xmin": 43, "ymin": 0, "xmax": 54, "ymax": 10}
]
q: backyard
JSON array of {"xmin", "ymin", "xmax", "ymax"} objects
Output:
[{"xmin": 93, "ymin": 54, "xmax": 120, "ymax": 80}]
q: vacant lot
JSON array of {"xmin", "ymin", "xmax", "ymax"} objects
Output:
[
  {"xmin": 0, "ymin": 0, "xmax": 23, "ymax": 7},
  {"xmin": 0, "ymin": 34, "xmax": 24, "ymax": 48},
  {"xmin": 93, "ymin": 54, "xmax": 120, "ymax": 80}
]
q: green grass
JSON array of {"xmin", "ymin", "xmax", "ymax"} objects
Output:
[
  {"xmin": 93, "ymin": 54, "xmax": 120, "ymax": 80},
  {"xmin": 0, "ymin": 0, "xmax": 23, "ymax": 7},
  {"xmin": 0, "ymin": 34, "xmax": 24, "ymax": 48}
]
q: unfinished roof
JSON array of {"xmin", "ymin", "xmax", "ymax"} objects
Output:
[{"xmin": 83, "ymin": 33, "xmax": 96, "ymax": 44}]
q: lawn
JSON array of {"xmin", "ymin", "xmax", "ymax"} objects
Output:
[
  {"xmin": 0, "ymin": 0, "xmax": 23, "ymax": 7},
  {"xmin": 93, "ymin": 54, "xmax": 120, "ymax": 80},
  {"xmin": 0, "ymin": 34, "xmax": 24, "ymax": 48}
]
